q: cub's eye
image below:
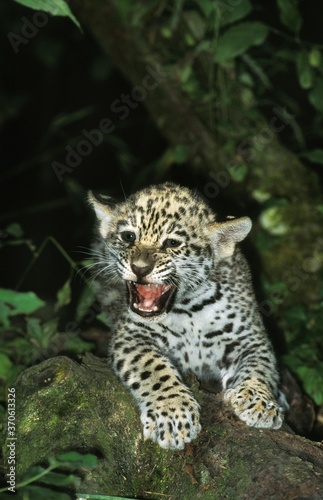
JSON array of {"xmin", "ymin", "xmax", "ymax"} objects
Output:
[
  {"xmin": 120, "ymin": 231, "xmax": 136, "ymax": 243},
  {"xmin": 163, "ymin": 238, "xmax": 181, "ymax": 249}
]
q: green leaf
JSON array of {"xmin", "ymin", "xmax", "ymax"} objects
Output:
[
  {"xmin": 276, "ymin": 0, "xmax": 302, "ymax": 33},
  {"xmin": 293, "ymin": 364, "xmax": 323, "ymax": 405},
  {"xmin": 5, "ymin": 223, "xmax": 24, "ymax": 238},
  {"xmin": 76, "ymin": 496, "xmax": 136, "ymax": 500},
  {"xmin": 75, "ymin": 285, "xmax": 96, "ymax": 323},
  {"xmin": 6, "ymin": 337, "xmax": 32, "ymax": 353},
  {"xmin": 96, "ymin": 311, "xmax": 111, "ymax": 327},
  {"xmin": 307, "ymin": 376, "xmax": 323, "ymax": 405},
  {"xmin": 251, "ymin": 190, "xmax": 271, "ymax": 203},
  {"xmin": 55, "ymin": 278, "xmax": 71, "ymax": 312},
  {"xmin": 173, "ymin": 144, "xmax": 189, "ymax": 164},
  {"xmin": 309, "ymin": 48, "xmax": 321, "ymax": 68},
  {"xmin": 0, "ymin": 353, "xmax": 13, "ymax": 380},
  {"xmin": 161, "ymin": 25, "xmax": 172, "ymax": 39},
  {"xmin": 195, "ymin": 40, "xmax": 213, "ymax": 54},
  {"xmin": 283, "ymin": 305, "xmax": 307, "ymax": 324},
  {"xmin": 275, "ymin": 48, "xmax": 297, "ymax": 61},
  {"xmin": 43, "ymin": 317, "xmax": 59, "ymax": 340},
  {"xmin": 64, "ymin": 335, "xmax": 94, "ymax": 354},
  {"xmin": 180, "ymin": 64, "xmax": 193, "ymax": 84},
  {"xmin": 296, "ymin": 50, "xmax": 314, "ymax": 89},
  {"xmin": 309, "ymin": 77, "xmax": 323, "ymax": 113},
  {"xmin": 0, "ymin": 289, "xmax": 45, "ymax": 327},
  {"xmin": 26, "ymin": 317, "xmax": 43, "ymax": 342},
  {"xmin": 13, "ymin": 0, "xmax": 81, "ymax": 30},
  {"xmin": 20, "ymin": 485, "xmax": 71, "ymax": 500},
  {"xmin": 53, "ymin": 452, "xmax": 98, "ymax": 468},
  {"xmin": 259, "ymin": 206, "xmax": 289, "ymax": 236},
  {"xmin": 37, "ymin": 471, "xmax": 80, "ymax": 487},
  {"xmin": 198, "ymin": 0, "xmax": 216, "ymax": 17},
  {"xmin": 50, "ymin": 106, "xmax": 94, "ymax": 131},
  {"xmin": 227, "ymin": 163, "xmax": 248, "ymax": 182},
  {"xmin": 4, "ymin": 454, "xmax": 97, "ymax": 497},
  {"xmin": 300, "ymin": 149, "xmax": 323, "ymax": 165},
  {"xmin": 215, "ymin": 22, "xmax": 269, "ymax": 63},
  {"xmin": 219, "ymin": 0, "xmax": 252, "ymax": 26},
  {"xmin": 183, "ymin": 10, "xmax": 207, "ymax": 40}
]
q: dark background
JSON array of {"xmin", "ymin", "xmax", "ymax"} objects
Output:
[{"xmin": 1, "ymin": 1, "xmax": 322, "ymax": 305}]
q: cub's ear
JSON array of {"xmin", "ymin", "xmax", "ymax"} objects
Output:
[
  {"xmin": 208, "ymin": 216, "xmax": 252, "ymax": 258},
  {"xmin": 88, "ymin": 190, "xmax": 115, "ymax": 220},
  {"xmin": 88, "ymin": 191, "xmax": 115, "ymax": 237}
]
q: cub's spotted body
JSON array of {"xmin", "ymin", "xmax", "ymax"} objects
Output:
[{"xmin": 89, "ymin": 183, "xmax": 284, "ymax": 449}]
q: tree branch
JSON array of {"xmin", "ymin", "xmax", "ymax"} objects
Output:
[{"xmin": 8, "ymin": 354, "xmax": 323, "ymax": 498}]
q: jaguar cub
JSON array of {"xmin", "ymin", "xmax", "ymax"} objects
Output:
[{"xmin": 89, "ymin": 182, "xmax": 284, "ymax": 450}]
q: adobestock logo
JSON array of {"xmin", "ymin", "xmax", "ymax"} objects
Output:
[
  {"xmin": 51, "ymin": 118, "xmax": 115, "ymax": 182},
  {"xmin": 7, "ymin": 11, "xmax": 52, "ymax": 54},
  {"xmin": 51, "ymin": 65, "xmax": 168, "ymax": 183},
  {"xmin": 111, "ymin": 66, "xmax": 168, "ymax": 120}
]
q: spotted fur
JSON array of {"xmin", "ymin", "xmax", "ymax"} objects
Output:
[{"xmin": 89, "ymin": 182, "xmax": 284, "ymax": 450}]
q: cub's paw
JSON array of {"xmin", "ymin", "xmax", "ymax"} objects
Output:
[
  {"xmin": 140, "ymin": 395, "xmax": 201, "ymax": 450},
  {"xmin": 224, "ymin": 383, "xmax": 284, "ymax": 429}
]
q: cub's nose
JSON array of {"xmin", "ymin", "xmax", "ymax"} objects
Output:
[
  {"xmin": 131, "ymin": 262, "xmax": 153, "ymax": 280},
  {"xmin": 130, "ymin": 247, "xmax": 155, "ymax": 280}
]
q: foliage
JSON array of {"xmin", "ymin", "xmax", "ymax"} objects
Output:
[
  {"xmin": 1, "ymin": 0, "xmax": 323, "ymax": 463},
  {"xmin": 214, "ymin": 21, "xmax": 269, "ymax": 63},
  {"xmin": 149, "ymin": 0, "xmax": 323, "ymax": 160},
  {"xmin": 282, "ymin": 304, "xmax": 323, "ymax": 405},
  {"xmin": 12, "ymin": 0, "xmax": 81, "ymax": 29},
  {"xmin": 0, "ymin": 288, "xmax": 45, "ymax": 327},
  {"xmin": 0, "ymin": 451, "xmax": 98, "ymax": 499},
  {"xmin": 0, "ymin": 225, "xmax": 95, "ymax": 402}
]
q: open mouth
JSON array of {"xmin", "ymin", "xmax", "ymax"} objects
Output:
[{"xmin": 126, "ymin": 282, "xmax": 176, "ymax": 317}]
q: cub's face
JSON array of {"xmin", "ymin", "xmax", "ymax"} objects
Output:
[{"xmin": 89, "ymin": 183, "xmax": 251, "ymax": 319}]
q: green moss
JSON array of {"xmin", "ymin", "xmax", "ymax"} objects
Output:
[
  {"xmin": 253, "ymin": 196, "xmax": 323, "ymax": 308},
  {"xmin": 126, "ymin": 441, "xmax": 196, "ymax": 499}
]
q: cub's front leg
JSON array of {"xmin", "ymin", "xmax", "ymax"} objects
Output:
[
  {"xmin": 222, "ymin": 343, "xmax": 285, "ymax": 429},
  {"xmin": 110, "ymin": 330, "xmax": 201, "ymax": 450},
  {"xmin": 224, "ymin": 378, "xmax": 284, "ymax": 429}
]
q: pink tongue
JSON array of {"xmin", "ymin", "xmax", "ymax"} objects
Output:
[{"xmin": 136, "ymin": 284, "xmax": 166, "ymax": 310}]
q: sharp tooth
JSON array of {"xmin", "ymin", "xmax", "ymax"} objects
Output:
[
  {"xmin": 153, "ymin": 306, "xmax": 158, "ymax": 311},
  {"xmin": 133, "ymin": 303, "xmax": 139, "ymax": 309}
]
